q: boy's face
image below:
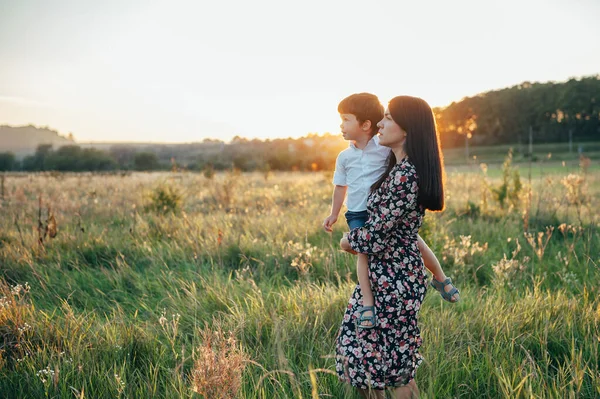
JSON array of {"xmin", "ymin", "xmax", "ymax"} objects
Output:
[{"xmin": 339, "ymin": 113, "xmax": 371, "ymax": 141}]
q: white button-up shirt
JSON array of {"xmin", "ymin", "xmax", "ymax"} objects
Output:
[{"xmin": 332, "ymin": 136, "xmax": 391, "ymax": 212}]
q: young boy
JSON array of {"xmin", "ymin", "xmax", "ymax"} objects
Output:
[{"xmin": 323, "ymin": 93, "xmax": 459, "ymax": 329}]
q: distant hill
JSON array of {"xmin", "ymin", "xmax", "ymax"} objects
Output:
[
  {"xmin": 2, "ymin": 75, "xmax": 598, "ymax": 158},
  {"xmin": 0, "ymin": 125, "xmax": 75, "ymax": 155}
]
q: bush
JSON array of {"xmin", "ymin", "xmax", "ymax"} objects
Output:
[
  {"xmin": 144, "ymin": 184, "xmax": 183, "ymax": 214},
  {"xmin": 0, "ymin": 152, "xmax": 16, "ymax": 171},
  {"xmin": 203, "ymin": 163, "xmax": 215, "ymax": 179},
  {"xmin": 134, "ymin": 152, "xmax": 160, "ymax": 171},
  {"xmin": 492, "ymin": 149, "xmax": 522, "ymax": 209}
]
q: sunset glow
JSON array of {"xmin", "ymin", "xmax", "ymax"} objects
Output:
[{"xmin": 1, "ymin": 0, "xmax": 599, "ymax": 143}]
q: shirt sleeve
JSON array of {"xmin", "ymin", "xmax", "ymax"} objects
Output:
[
  {"xmin": 332, "ymin": 152, "xmax": 347, "ymax": 186},
  {"xmin": 347, "ymin": 165, "xmax": 419, "ymax": 254}
]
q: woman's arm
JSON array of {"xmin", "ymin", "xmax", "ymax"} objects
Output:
[{"xmin": 346, "ymin": 165, "xmax": 419, "ymax": 254}]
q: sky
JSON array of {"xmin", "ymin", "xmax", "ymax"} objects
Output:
[{"xmin": 0, "ymin": 0, "xmax": 599, "ymax": 143}]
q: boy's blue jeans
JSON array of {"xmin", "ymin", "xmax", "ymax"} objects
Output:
[{"xmin": 345, "ymin": 210, "xmax": 369, "ymax": 230}]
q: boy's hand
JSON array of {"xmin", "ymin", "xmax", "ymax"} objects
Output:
[{"xmin": 323, "ymin": 214, "xmax": 337, "ymax": 232}]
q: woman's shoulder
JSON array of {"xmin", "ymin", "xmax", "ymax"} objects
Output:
[
  {"xmin": 391, "ymin": 157, "xmax": 418, "ymax": 178},
  {"xmin": 384, "ymin": 159, "xmax": 418, "ymax": 193},
  {"xmin": 371, "ymin": 157, "xmax": 418, "ymax": 196}
]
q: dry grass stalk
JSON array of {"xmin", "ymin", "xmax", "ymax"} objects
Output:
[
  {"xmin": 0, "ymin": 280, "xmax": 33, "ymax": 369},
  {"xmin": 36, "ymin": 195, "xmax": 58, "ymax": 251},
  {"xmin": 13, "ymin": 213, "xmax": 26, "ymax": 247},
  {"xmin": 524, "ymin": 226, "xmax": 554, "ymax": 261},
  {"xmin": 190, "ymin": 325, "xmax": 247, "ymax": 399},
  {"xmin": 37, "ymin": 195, "xmax": 44, "ymax": 250}
]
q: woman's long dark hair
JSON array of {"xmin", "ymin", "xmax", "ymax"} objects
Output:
[{"xmin": 371, "ymin": 96, "xmax": 445, "ymax": 211}]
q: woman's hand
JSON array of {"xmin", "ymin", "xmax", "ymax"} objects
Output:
[{"xmin": 340, "ymin": 233, "xmax": 358, "ymax": 255}]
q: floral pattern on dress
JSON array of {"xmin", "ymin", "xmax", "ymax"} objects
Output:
[{"xmin": 335, "ymin": 157, "xmax": 427, "ymax": 390}]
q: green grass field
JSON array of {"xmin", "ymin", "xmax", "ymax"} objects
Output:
[
  {"xmin": 443, "ymin": 141, "xmax": 600, "ymax": 166},
  {"xmin": 0, "ymin": 155, "xmax": 598, "ymax": 398}
]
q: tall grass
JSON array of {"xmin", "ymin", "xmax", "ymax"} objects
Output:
[{"xmin": 0, "ymin": 159, "xmax": 598, "ymax": 398}]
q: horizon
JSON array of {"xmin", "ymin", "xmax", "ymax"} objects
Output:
[
  {"xmin": 3, "ymin": 74, "xmax": 596, "ymax": 145},
  {"xmin": 1, "ymin": 0, "xmax": 599, "ymax": 143},
  {"xmin": 2, "ymin": 74, "xmax": 597, "ymax": 145}
]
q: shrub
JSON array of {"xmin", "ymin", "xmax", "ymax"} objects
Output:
[{"xmin": 144, "ymin": 185, "xmax": 183, "ymax": 215}]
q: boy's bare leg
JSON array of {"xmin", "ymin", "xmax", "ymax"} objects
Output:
[
  {"xmin": 417, "ymin": 235, "xmax": 459, "ymax": 302},
  {"xmin": 358, "ymin": 388, "xmax": 385, "ymax": 398},
  {"xmin": 391, "ymin": 379, "xmax": 419, "ymax": 398},
  {"xmin": 357, "ymin": 253, "xmax": 375, "ymax": 326}
]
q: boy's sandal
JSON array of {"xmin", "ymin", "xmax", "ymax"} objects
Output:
[
  {"xmin": 355, "ymin": 305, "xmax": 376, "ymax": 329},
  {"xmin": 430, "ymin": 277, "xmax": 460, "ymax": 303}
]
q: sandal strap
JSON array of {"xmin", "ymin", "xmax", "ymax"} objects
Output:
[
  {"xmin": 430, "ymin": 278, "xmax": 460, "ymax": 302},
  {"xmin": 441, "ymin": 287, "xmax": 459, "ymax": 301},
  {"xmin": 357, "ymin": 306, "xmax": 376, "ymax": 329},
  {"xmin": 431, "ymin": 277, "xmax": 452, "ymax": 289},
  {"xmin": 358, "ymin": 306, "xmax": 376, "ymax": 321}
]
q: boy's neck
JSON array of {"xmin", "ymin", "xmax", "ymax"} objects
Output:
[{"xmin": 353, "ymin": 136, "xmax": 371, "ymax": 150}]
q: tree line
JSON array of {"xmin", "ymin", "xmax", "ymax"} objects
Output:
[
  {"xmin": 0, "ymin": 144, "xmax": 160, "ymax": 172},
  {"xmin": 434, "ymin": 75, "xmax": 600, "ymax": 147},
  {"xmin": 0, "ymin": 76, "xmax": 597, "ymax": 172},
  {"xmin": 0, "ymin": 135, "xmax": 347, "ymax": 173}
]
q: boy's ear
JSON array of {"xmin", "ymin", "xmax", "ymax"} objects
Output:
[{"xmin": 361, "ymin": 120, "xmax": 372, "ymax": 132}]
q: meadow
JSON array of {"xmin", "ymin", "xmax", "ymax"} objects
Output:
[{"xmin": 0, "ymin": 155, "xmax": 598, "ymax": 398}]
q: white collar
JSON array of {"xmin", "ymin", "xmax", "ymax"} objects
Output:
[{"xmin": 349, "ymin": 135, "xmax": 379, "ymax": 150}]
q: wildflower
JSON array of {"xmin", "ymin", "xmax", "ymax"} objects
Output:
[
  {"xmin": 11, "ymin": 284, "xmax": 22, "ymax": 296},
  {"xmin": 158, "ymin": 309, "xmax": 167, "ymax": 327},
  {"xmin": 16, "ymin": 353, "xmax": 29, "ymax": 363},
  {"xmin": 524, "ymin": 226, "xmax": 554, "ymax": 261},
  {"xmin": 442, "ymin": 235, "xmax": 488, "ymax": 267},
  {"xmin": 10, "ymin": 282, "xmax": 30, "ymax": 297},
  {"xmin": 0, "ymin": 296, "xmax": 11, "ymax": 310},
  {"xmin": 114, "ymin": 373, "xmax": 125, "ymax": 394},
  {"xmin": 17, "ymin": 323, "xmax": 32, "ymax": 335},
  {"xmin": 36, "ymin": 366, "xmax": 55, "ymax": 384}
]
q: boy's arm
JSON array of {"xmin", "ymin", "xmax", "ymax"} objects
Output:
[
  {"xmin": 323, "ymin": 185, "xmax": 347, "ymax": 232},
  {"xmin": 417, "ymin": 234, "xmax": 445, "ymax": 281}
]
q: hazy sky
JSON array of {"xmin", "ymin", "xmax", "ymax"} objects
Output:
[{"xmin": 1, "ymin": 0, "xmax": 599, "ymax": 143}]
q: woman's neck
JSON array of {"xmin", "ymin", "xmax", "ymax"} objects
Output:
[{"xmin": 392, "ymin": 146, "xmax": 407, "ymax": 163}]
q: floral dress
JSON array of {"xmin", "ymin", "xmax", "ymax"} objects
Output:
[{"xmin": 335, "ymin": 157, "xmax": 427, "ymax": 390}]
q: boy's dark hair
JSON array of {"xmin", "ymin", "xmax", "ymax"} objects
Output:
[{"xmin": 338, "ymin": 93, "xmax": 384, "ymax": 137}]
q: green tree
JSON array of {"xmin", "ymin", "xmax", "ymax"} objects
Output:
[
  {"xmin": 134, "ymin": 152, "xmax": 160, "ymax": 171},
  {"xmin": 22, "ymin": 144, "xmax": 53, "ymax": 171},
  {"xmin": 0, "ymin": 152, "xmax": 16, "ymax": 171},
  {"xmin": 435, "ymin": 75, "xmax": 600, "ymax": 147},
  {"xmin": 46, "ymin": 145, "xmax": 83, "ymax": 171},
  {"xmin": 109, "ymin": 146, "xmax": 137, "ymax": 169},
  {"xmin": 80, "ymin": 148, "xmax": 118, "ymax": 171}
]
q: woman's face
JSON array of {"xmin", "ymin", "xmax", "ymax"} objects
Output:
[{"xmin": 377, "ymin": 108, "xmax": 407, "ymax": 148}]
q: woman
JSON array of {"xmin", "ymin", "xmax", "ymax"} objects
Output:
[{"xmin": 336, "ymin": 96, "xmax": 445, "ymax": 398}]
